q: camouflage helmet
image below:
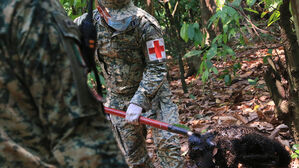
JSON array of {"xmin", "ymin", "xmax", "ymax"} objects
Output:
[{"xmin": 98, "ymin": 0, "xmax": 131, "ymax": 9}]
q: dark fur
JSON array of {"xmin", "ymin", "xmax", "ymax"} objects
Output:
[{"xmin": 188, "ymin": 126, "xmax": 291, "ymax": 168}]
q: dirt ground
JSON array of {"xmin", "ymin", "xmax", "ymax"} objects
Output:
[{"xmin": 145, "ymin": 45, "xmax": 299, "ymax": 168}]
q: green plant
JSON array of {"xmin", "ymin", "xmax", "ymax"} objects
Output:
[
  {"xmin": 180, "ymin": 0, "xmax": 283, "ymax": 85},
  {"xmin": 291, "ymin": 144, "xmax": 299, "ymax": 159},
  {"xmin": 60, "ymin": 0, "xmax": 87, "ymax": 19}
]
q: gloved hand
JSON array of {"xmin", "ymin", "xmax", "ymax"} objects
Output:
[{"xmin": 125, "ymin": 104, "xmax": 142, "ymax": 125}]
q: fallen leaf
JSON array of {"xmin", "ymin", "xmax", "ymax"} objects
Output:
[
  {"xmin": 234, "ymin": 114, "xmax": 249, "ymax": 124},
  {"xmin": 217, "ymin": 116, "xmax": 238, "ymax": 125},
  {"xmin": 249, "ymin": 121, "xmax": 274, "ymax": 131}
]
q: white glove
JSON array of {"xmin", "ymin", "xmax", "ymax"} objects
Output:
[{"xmin": 125, "ymin": 104, "xmax": 142, "ymax": 125}]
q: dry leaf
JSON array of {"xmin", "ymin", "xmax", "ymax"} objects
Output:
[{"xmin": 217, "ymin": 116, "xmax": 238, "ymax": 125}]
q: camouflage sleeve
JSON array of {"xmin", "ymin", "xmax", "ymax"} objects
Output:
[
  {"xmin": 0, "ymin": 0, "xmax": 101, "ymax": 139},
  {"xmin": 129, "ymin": 16, "xmax": 167, "ymax": 111},
  {"xmin": 73, "ymin": 13, "xmax": 88, "ymax": 26},
  {"xmin": 73, "ymin": 10, "xmax": 98, "ymax": 26}
]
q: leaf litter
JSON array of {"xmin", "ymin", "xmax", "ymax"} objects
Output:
[{"xmin": 145, "ymin": 45, "xmax": 298, "ymax": 167}]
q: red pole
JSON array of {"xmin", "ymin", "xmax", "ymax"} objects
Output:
[{"xmin": 104, "ymin": 106, "xmax": 169, "ymax": 130}]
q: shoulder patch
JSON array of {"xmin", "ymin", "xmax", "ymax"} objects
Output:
[
  {"xmin": 146, "ymin": 38, "xmax": 166, "ymax": 62},
  {"xmin": 53, "ymin": 12, "xmax": 80, "ymax": 42}
]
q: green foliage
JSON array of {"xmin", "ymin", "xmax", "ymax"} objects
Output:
[
  {"xmin": 179, "ymin": 0, "xmax": 284, "ymax": 85},
  {"xmin": 180, "ymin": 23, "xmax": 189, "ymax": 42},
  {"xmin": 248, "ymin": 77, "xmax": 259, "ymax": 85},
  {"xmin": 180, "ymin": 0, "xmax": 240, "ymax": 83},
  {"xmin": 291, "ymin": 144, "xmax": 299, "ymax": 159},
  {"xmin": 263, "ymin": 49, "xmax": 273, "ymax": 64},
  {"xmin": 247, "ymin": 0, "xmax": 257, "ymax": 7},
  {"xmin": 184, "ymin": 50, "xmax": 203, "ymax": 58},
  {"xmin": 260, "ymin": 0, "xmax": 282, "ymax": 26},
  {"xmin": 267, "ymin": 9, "xmax": 280, "ymax": 26},
  {"xmin": 60, "ymin": 0, "xmax": 87, "ymax": 19}
]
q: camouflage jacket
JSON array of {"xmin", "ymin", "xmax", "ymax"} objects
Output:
[
  {"xmin": 0, "ymin": 0, "xmax": 105, "ymax": 166},
  {"xmin": 75, "ymin": 5, "xmax": 168, "ymax": 111}
]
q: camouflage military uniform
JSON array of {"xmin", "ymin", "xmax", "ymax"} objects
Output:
[
  {"xmin": 75, "ymin": 1, "xmax": 183, "ymax": 167},
  {"xmin": 0, "ymin": 0, "xmax": 127, "ymax": 167}
]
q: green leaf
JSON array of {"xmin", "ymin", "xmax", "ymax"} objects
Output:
[
  {"xmin": 212, "ymin": 67, "xmax": 219, "ymax": 74},
  {"xmin": 223, "ymin": 33, "xmax": 228, "ymax": 44},
  {"xmin": 184, "ymin": 50, "xmax": 203, "ymax": 58},
  {"xmin": 267, "ymin": 10, "xmax": 280, "ymax": 26},
  {"xmin": 248, "ymin": 77, "xmax": 259, "ymax": 85},
  {"xmin": 208, "ymin": 14, "xmax": 217, "ymax": 28},
  {"xmin": 219, "ymin": 11, "xmax": 228, "ymax": 23},
  {"xmin": 267, "ymin": 49, "xmax": 273, "ymax": 55},
  {"xmin": 263, "ymin": 56, "xmax": 270, "ymax": 64},
  {"xmin": 231, "ymin": 0, "xmax": 242, "ymax": 7},
  {"xmin": 261, "ymin": 11, "xmax": 269, "ymax": 18},
  {"xmin": 233, "ymin": 63, "xmax": 241, "ymax": 75},
  {"xmin": 223, "ymin": 24, "xmax": 228, "ymax": 33},
  {"xmin": 293, "ymin": 144, "xmax": 299, "ymax": 150},
  {"xmin": 188, "ymin": 25, "xmax": 195, "ymax": 40},
  {"xmin": 233, "ymin": 63, "xmax": 241, "ymax": 70},
  {"xmin": 226, "ymin": 6, "xmax": 238, "ymax": 16},
  {"xmin": 246, "ymin": 0, "xmax": 257, "ymax": 7},
  {"xmin": 234, "ymin": 15, "xmax": 240, "ymax": 27},
  {"xmin": 201, "ymin": 129, "xmax": 207, "ymax": 134},
  {"xmin": 202, "ymin": 70, "xmax": 209, "ymax": 82},
  {"xmin": 223, "ymin": 45, "xmax": 235, "ymax": 56},
  {"xmin": 74, "ymin": 0, "xmax": 80, "ymax": 7},
  {"xmin": 257, "ymin": 84, "xmax": 265, "ymax": 89},
  {"xmin": 180, "ymin": 23, "xmax": 189, "ymax": 42},
  {"xmin": 199, "ymin": 61, "xmax": 205, "ymax": 75},
  {"xmin": 68, "ymin": 10, "xmax": 72, "ymax": 16},
  {"xmin": 229, "ymin": 28, "xmax": 236, "ymax": 38},
  {"xmin": 291, "ymin": 153, "xmax": 298, "ymax": 159},
  {"xmin": 206, "ymin": 60, "xmax": 213, "ymax": 69},
  {"xmin": 189, "ymin": 94, "xmax": 196, "ymax": 100},
  {"xmin": 70, "ymin": 0, "xmax": 74, "ymax": 6},
  {"xmin": 206, "ymin": 44, "xmax": 218, "ymax": 60},
  {"xmin": 244, "ymin": 8, "xmax": 259, "ymax": 14},
  {"xmin": 194, "ymin": 30, "xmax": 203, "ymax": 46},
  {"xmin": 216, "ymin": 0, "xmax": 225, "ymax": 8},
  {"xmin": 193, "ymin": 22, "xmax": 200, "ymax": 29},
  {"xmin": 224, "ymin": 74, "xmax": 231, "ymax": 85},
  {"xmin": 100, "ymin": 75, "xmax": 106, "ymax": 86}
]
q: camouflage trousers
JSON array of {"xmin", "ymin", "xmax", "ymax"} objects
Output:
[
  {"xmin": 0, "ymin": 114, "xmax": 127, "ymax": 168},
  {"xmin": 105, "ymin": 83, "xmax": 183, "ymax": 168}
]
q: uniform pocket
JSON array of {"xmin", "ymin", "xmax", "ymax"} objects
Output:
[{"xmin": 111, "ymin": 30, "xmax": 138, "ymax": 50}]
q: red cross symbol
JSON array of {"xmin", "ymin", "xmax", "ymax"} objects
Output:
[{"xmin": 148, "ymin": 40, "xmax": 165, "ymax": 59}]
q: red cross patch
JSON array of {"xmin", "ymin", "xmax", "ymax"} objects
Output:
[{"xmin": 146, "ymin": 38, "xmax": 166, "ymax": 61}]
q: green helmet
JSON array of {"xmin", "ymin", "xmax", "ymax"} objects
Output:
[{"xmin": 98, "ymin": 0, "xmax": 131, "ymax": 9}]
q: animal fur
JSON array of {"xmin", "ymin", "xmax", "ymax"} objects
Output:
[{"xmin": 188, "ymin": 126, "xmax": 291, "ymax": 168}]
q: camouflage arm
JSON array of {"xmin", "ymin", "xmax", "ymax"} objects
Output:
[
  {"xmin": 73, "ymin": 9, "xmax": 98, "ymax": 26},
  {"xmin": 73, "ymin": 13, "xmax": 88, "ymax": 26},
  {"xmin": 130, "ymin": 17, "xmax": 167, "ymax": 111}
]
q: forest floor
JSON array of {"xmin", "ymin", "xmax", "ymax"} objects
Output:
[{"xmin": 145, "ymin": 44, "xmax": 299, "ymax": 168}]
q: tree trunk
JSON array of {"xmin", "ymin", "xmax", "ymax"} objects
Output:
[
  {"xmin": 278, "ymin": 0, "xmax": 299, "ymax": 143},
  {"xmin": 291, "ymin": 0, "xmax": 299, "ymax": 45},
  {"xmin": 199, "ymin": 0, "xmax": 217, "ymax": 41},
  {"xmin": 164, "ymin": 2, "xmax": 188, "ymax": 93}
]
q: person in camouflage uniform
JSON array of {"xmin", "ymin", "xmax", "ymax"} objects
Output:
[
  {"xmin": 75, "ymin": 0, "xmax": 183, "ymax": 167},
  {"xmin": 0, "ymin": 0, "xmax": 127, "ymax": 167}
]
